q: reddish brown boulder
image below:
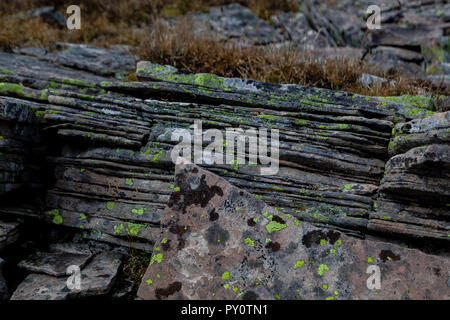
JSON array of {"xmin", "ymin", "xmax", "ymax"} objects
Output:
[{"xmin": 138, "ymin": 160, "xmax": 449, "ymax": 300}]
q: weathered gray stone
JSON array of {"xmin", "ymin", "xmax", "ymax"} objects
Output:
[
  {"xmin": 44, "ymin": 43, "xmax": 136, "ymax": 78},
  {"xmin": 27, "ymin": 7, "xmax": 66, "ymax": 28},
  {"xmin": 388, "ymin": 111, "xmax": 449, "ymax": 156},
  {"xmin": 11, "ymin": 250, "xmax": 122, "ymax": 300},
  {"xmin": 18, "ymin": 243, "xmax": 93, "ymax": 276},
  {"xmin": 189, "ymin": 3, "xmax": 283, "ymax": 46},
  {"xmin": 271, "ymin": 11, "xmax": 327, "ymax": 48},
  {"xmin": 360, "ymin": 73, "xmax": 396, "ymax": 89}
]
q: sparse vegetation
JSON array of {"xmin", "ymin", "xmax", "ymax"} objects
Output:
[
  {"xmin": 122, "ymin": 247, "xmax": 153, "ymax": 284},
  {"xmin": 0, "ymin": 1, "xmax": 447, "ymax": 99}
]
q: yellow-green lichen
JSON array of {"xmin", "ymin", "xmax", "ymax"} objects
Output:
[
  {"xmin": 265, "ymin": 221, "xmax": 287, "ymax": 233},
  {"xmin": 293, "ymin": 260, "xmax": 304, "ymax": 269},
  {"xmin": 150, "ymin": 253, "xmax": 163, "ymax": 265},
  {"xmin": 131, "ymin": 208, "xmax": 145, "ymax": 215},
  {"xmin": 244, "ymin": 237, "xmax": 255, "ymax": 247},
  {"xmin": 127, "ymin": 223, "xmax": 144, "ymax": 236},
  {"xmin": 317, "ymin": 264, "xmax": 330, "ymax": 276}
]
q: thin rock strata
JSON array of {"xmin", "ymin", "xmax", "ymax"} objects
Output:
[
  {"xmin": 0, "ymin": 44, "xmax": 448, "ymax": 299},
  {"xmin": 369, "ymin": 112, "xmax": 450, "ymax": 240},
  {"xmin": 0, "ymin": 49, "xmax": 447, "ymax": 248}
]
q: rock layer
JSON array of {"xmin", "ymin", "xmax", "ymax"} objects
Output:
[{"xmin": 0, "ymin": 49, "xmax": 447, "ymax": 254}]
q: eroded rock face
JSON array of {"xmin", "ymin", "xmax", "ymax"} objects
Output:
[
  {"xmin": 137, "ymin": 161, "xmax": 450, "ymax": 300},
  {"xmin": 0, "ymin": 258, "xmax": 9, "ymax": 300},
  {"xmin": 369, "ymin": 112, "xmax": 450, "ymax": 241},
  {"xmin": 43, "ymin": 43, "xmax": 136, "ymax": 78}
]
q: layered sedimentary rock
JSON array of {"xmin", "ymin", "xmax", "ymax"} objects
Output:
[
  {"xmin": 137, "ymin": 160, "xmax": 449, "ymax": 300},
  {"xmin": 0, "ymin": 48, "xmax": 448, "ymax": 256}
]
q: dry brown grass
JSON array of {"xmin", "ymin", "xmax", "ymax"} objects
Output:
[
  {"xmin": 0, "ymin": 0, "xmax": 447, "ymax": 98},
  {"xmin": 138, "ymin": 19, "xmax": 445, "ymax": 97}
]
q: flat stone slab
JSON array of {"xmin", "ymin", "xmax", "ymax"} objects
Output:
[
  {"xmin": 137, "ymin": 160, "xmax": 450, "ymax": 300},
  {"xmin": 0, "ymin": 218, "xmax": 22, "ymax": 252},
  {"xmin": 44, "ymin": 43, "xmax": 136, "ymax": 78},
  {"xmin": 11, "ymin": 251, "xmax": 122, "ymax": 300},
  {"xmin": 17, "ymin": 243, "xmax": 93, "ymax": 276}
]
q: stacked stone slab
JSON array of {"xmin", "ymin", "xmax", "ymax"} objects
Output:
[
  {"xmin": 0, "ymin": 48, "xmax": 448, "ymax": 255},
  {"xmin": 369, "ymin": 111, "xmax": 450, "ymax": 240}
]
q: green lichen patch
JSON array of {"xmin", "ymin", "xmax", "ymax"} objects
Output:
[
  {"xmin": 114, "ymin": 224, "xmax": 124, "ymax": 235},
  {"xmin": 293, "ymin": 260, "xmax": 304, "ymax": 269},
  {"xmin": 317, "ymin": 264, "xmax": 330, "ymax": 276},
  {"xmin": 221, "ymin": 271, "xmax": 230, "ymax": 280},
  {"xmin": 244, "ymin": 237, "xmax": 255, "ymax": 247},
  {"xmin": 150, "ymin": 253, "xmax": 164, "ymax": 265},
  {"xmin": 127, "ymin": 223, "xmax": 144, "ymax": 236},
  {"xmin": 131, "ymin": 208, "xmax": 145, "ymax": 215},
  {"xmin": 265, "ymin": 221, "xmax": 287, "ymax": 233},
  {"xmin": 47, "ymin": 209, "xmax": 63, "ymax": 225},
  {"xmin": 106, "ymin": 202, "xmax": 115, "ymax": 210}
]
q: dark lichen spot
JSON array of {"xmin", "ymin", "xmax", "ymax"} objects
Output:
[
  {"xmin": 302, "ymin": 230, "xmax": 325, "ymax": 248},
  {"xmin": 266, "ymin": 241, "xmax": 280, "ymax": 252},
  {"xmin": 209, "ymin": 209, "xmax": 219, "ymax": 221},
  {"xmin": 247, "ymin": 218, "xmax": 256, "ymax": 227},
  {"xmin": 433, "ymin": 267, "xmax": 441, "ymax": 277},
  {"xmin": 241, "ymin": 291, "xmax": 259, "ymax": 300},
  {"xmin": 206, "ymin": 224, "xmax": 229, "ymax": 245},
  {"xmin": 169, "ymin": 225, "xmax": 187, "ymax": 249},
  {"xmin": 326, "ymin": 230, "xmax": 341, "ymax": 244},
  {"xmin": 302, "ymin": 230, "xmax": 341, "ymax": 248},
  {"xmin": 272, "ymin": 215, "xmax": 285, "ymax": 224},
  {"xmin": 379, "ymin": 250, "xmax": 400, "ymax": 262},
  {"xmin": 168, "ymin": 173, "xmax": 224, "ymax": 214},
  {"xmin": 162, "ymin": 239, "xmax": 172, "ymax": 251},
  {"xmin": 155, "ymin": 281, "xmax": 182, "ymax": 300}
]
